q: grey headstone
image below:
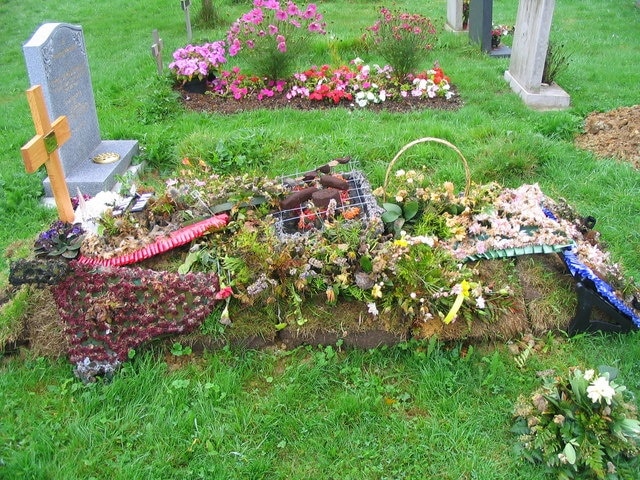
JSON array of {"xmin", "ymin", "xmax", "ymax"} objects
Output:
[
  {"xmin": 445, "ymin": 0, "xmax": 464, "ymax": 32},
  {"xmin": 504, "ymin": 0, "xmax": 570, "ymax": 109},
  {"xmin": 508, "ymin": 0, "xmax": 554, "ymax": 91},
  {"xmin": 468, "ymin": 0, "xmax": 510, "ymax": 57},
  {"xmin": 23, "ymin": 23, "xmax": 138, "ymax": 196}
]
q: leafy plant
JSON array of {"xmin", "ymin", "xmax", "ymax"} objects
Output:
[
  {"xmin": 170, "ymin": 342, "xmax": 193, "ymax": 356},
  {"xmin": 381, "ymin": 200, "xmax": 420, "ymax": 237},
  {"xmin": 364, "ymin": 7, "xmax": 438, "ymax": 79},
  {"xmin": 226, "ymin": 0, "xmax": 326, "ymax": 80},
  {"xmin": 513, "ymin": 367, "xmax": 640, "ymax": 479},
  {"xmin": 168, "ymin": 42, "xmax": 227, "ymax": 83},
  {"xmin": 34, "ymin": 221, "xmax": 85, "ymax": 259},
  {"xmin": 542, "ymin": 40, "xmax": 571, "ymax": 85}
]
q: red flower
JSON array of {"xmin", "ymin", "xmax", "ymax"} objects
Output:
[{"xmin": 215, "ymin": 286, "xmax": 233, "ymax": 300}]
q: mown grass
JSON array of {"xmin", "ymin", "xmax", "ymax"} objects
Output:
[
  {"xmin": 3, "ymin": 334, "xmax": 640, "ymax": 479},
  {"xmin": 1, "ymin": 0, "xmax": 639, "ymax": 477}
]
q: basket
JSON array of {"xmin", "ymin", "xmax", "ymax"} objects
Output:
[{"xmin": 383, "ymin": 137, "xmax": 472, "ymax": 200}]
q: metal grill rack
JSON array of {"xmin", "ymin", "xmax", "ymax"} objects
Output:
[{"xmin": 272, "ymin": 163, "xmax": 383, "ymax": 241}]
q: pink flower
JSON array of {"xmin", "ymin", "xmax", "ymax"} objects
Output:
[
  {"xmin": 268, "ymin": 24, "xmax": 278, "ymax": 35},
  {"xmin": 275, "ymin": 9, "xmax": 288, "ymax": 21},
  {"xmin": 277, "ymin": 42, "xmax": 287, "ymax": 53},
  {"xmin": 215, "ymin": 286, "xmax": 233, "ymax": 300},
  {"xmin": 257, "ymin": 88, "xmax": 275, "ymax": 99},
  {"xmin": 303, "ymin": 4, "xmax": 317, "ymax": 19},
  {"xmin": 308, "ymin": 21, "xmax": 324, "ymax": 33},
  {"xmin": 286, "ymin": 1, "xmax": 300, "ymax": 15}
]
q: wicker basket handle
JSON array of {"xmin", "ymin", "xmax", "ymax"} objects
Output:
[{"xmin": 383, "ymin": 137, "xmax": 471, "ymax": 201}]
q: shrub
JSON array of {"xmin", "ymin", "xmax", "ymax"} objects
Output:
[
  {"xmin": 364, "ymin": 7, "xmax": 438, "ymax": 80},
  {"xmin": 226, "ymin": 0, "xmax": 326, "ymax": 81}
]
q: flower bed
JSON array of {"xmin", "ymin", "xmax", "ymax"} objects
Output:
[{"xmin": 170, "ymin": 1, "xmax": 460, "ymax": 113}]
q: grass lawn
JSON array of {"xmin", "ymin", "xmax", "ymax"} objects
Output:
[{"xmin": 1, "ymin": 0, "xmax": 639, "ymax": 478}]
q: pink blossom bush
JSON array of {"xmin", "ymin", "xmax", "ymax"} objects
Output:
[{"xmin": 226, "ymin": 0, "xmax": 326, "ymax": 80}]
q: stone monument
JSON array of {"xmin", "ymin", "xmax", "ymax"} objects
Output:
[
  {"xmin": 504, "ymin": 0, "xmax": 570, "ymax": 110},
  {"xmin": 468, "ymin": 0, "xmax": 510, "ymax": 58},
  {"xmin": 445, "ymin": 0, "xmax": 465, "ymax": 33},
  {"xmin": 23, "ymin": 23, "xmax": 138, "ymax": 196}
]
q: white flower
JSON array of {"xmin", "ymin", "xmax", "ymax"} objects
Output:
[
  {"xmin": 395, "ymin": 169, "xmax": 406, "ymax": 177},
  {"xmin": 587, "ymin": 376, "xmax": 616, "ymax": 405},
  {"xmin": 584, "ymin": 369, "xmax": 595, "ymax": 381},
  {"xmin": 367, "ymin": 302, "xmax": 379, "ymax": 316}
]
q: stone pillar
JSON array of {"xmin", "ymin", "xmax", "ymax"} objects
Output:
[
  {"xmin": 445, "ymin": 0, "xmax": 464, "ymax": 32},
  {"xmin": 504, "ymin": 0, "xmax": 570, "ymax": 109}
]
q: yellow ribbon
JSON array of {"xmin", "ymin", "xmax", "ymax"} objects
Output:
[{"xmin": 443, "ymin": 280, "xmax": 470, "ymax": 324}]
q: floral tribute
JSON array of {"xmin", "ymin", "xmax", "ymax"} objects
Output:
[
  {"xmin": 52, "ymin": 261, "xmax": 231, "ymax": 382},
  {"xmin": 513, "ymin": 367, "xmax": 640, "ymax": 479},
  {"xmin": 491, "ymin": 24, "xmax": 513, "ymax": 48},
  {"xmin": 34, "ymin": 220, "xmax": 85, "ymax": 259},
  {"xmin": 25, "ymin": 140, "xmax": 640, "ymax": 380}
]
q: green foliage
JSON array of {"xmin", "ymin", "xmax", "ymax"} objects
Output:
[
  {"xmin": 542, "ymin": 40, "xmax": 572, "ymax": 85},
  {"xmin": 170, "ymin": 342, "xmax": 193, "ymax": 356},
  {"xmin": 136, "ymin": 76, "xmax": 182, "ymax": 125},
  {"xmin": 513, "ymin": 367, "xmax": 640, "ymax": 479},
  {"xmin": 177, "ymin": 128, "xmax": 281, "ymax": 174},
  {"xmin": 363, "ymin": 7, "xmax": 438, "ymax": 79},
  {"xmin": 381, "ymin": 200, "xmax": 420, "ymax": 237},
  {"xmin": 413, "ymin": 205, "xmax": 451, "ymax": 238}
]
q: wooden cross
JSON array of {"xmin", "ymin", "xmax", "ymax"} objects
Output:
[
  {"xmin": 151, "ymin": 29, "xmax": 164, "ymax": 75},
  {"xmin": 20, "ymin": 85, "xmax": 74, "ymax": 222},
  {"xmin": 181, "ymin": 0, "xmax": 193, "ymax": 42}
]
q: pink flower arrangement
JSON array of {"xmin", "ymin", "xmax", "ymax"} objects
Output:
[{"xmin": 168, "ymin": 41, "xmax": 227, "ymax": 82}]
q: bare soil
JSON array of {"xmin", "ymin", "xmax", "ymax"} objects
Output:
[
  {"xmin": 177, "ymin": 87, "xmax": 464, "ymax": 115},
  {"xmin": 574, "ymin": 105, "xmax": 640, "ymax": 169}
]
